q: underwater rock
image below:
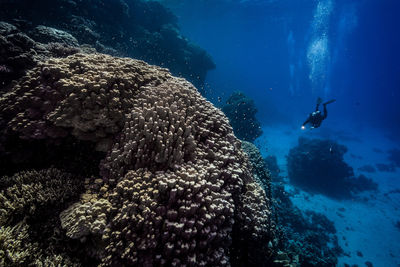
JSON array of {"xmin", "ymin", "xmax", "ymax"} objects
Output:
[
  {"xmin": 0, "ymin": 53, "xmax": 272, "ymax": 266},
  {"xmin": 222, "ymin": 91, "xmax": 263, "ymax": 142},
  {"xmin": 287, "ymin": 137, "xmax": 378, "ymax": 199},
  {"xmin": 0, "ymin": 0, "xmax": 215, "ymax": 90}
]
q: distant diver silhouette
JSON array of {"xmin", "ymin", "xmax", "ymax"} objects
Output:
[{"xmin": 301, "ymin": 97, "xmax": 336, "ymax": 129}]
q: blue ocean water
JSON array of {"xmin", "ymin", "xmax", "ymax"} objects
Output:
[
  {"xmin": 159, "ymin": 0, "xmax": 400, "ymax": 265},
  {"xmin": 163, "ymin": 0, "xmax": 400, "ymax": 135}
]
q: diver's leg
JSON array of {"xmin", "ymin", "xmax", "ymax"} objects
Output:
[
  {"xmin": 316, "ymin": 97, "xmax": 323, "ymax": 111},
  {"xmin": 323, "ymin": 104, "xmax": 328, "ymax": 119}
]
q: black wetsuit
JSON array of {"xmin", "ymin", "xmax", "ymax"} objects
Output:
[{"xmin": 302, "ymin": 102, "xmax": 328, "ymax": 129}]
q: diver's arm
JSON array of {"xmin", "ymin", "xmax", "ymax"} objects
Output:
[
  {"xmin": 301, "ymin": 115, "xmax": 311, "ymax": 126},
  {"xmin": 302, "ymin": 116, "xmax": 310, "ymax": 128}
]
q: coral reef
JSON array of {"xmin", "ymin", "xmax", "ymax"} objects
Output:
[
  {"xmin": 264, "ymin": 155, "xmax": 281, "ymax": 181},
  {"xmin": 0, "ymin": 168, "xmax": 83, "ymax": 225},
  {"xmin": 0, "ymin": 53, "xmax": 272, "ymax": 265},
  {"xmin": 287, "ymin": 137, "xmax": 378, "ymax": 199},
  {"xmin": 0, "ymin": 21, "xmax": 89, "ymax": 91},
  {"xmin": 0, "ymin": 169, "xmax": 84, "ymax": 266},
  {"xmin": 241, "ymin": 141, "xmax": 272, "ymax": 192},
  {"xmin": 271, "ymin": 184, "xmax": 342, "ymax": 266},
  {"xmin": 222, "ymin": 91, "xmax": 263, "ymax": 142},
  {"xmin": 31, "ymin": 25, "xmax": 79, "ymax": 47},
  {"xmin": 241, "ymin": 141, "xmax": 341, "ymax": 266},
  {"xmin": 0, "ymin": 0, "xmax": 215, "ymax": 90}
]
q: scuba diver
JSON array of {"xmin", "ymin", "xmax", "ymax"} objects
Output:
[{"xmin": 301, "ymin": 97, "xmax": 336, "ymax": 129}]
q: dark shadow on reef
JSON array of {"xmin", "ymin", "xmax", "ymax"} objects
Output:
[
  {"xmin": 287, "ymin": 137, "xmax": 378, "ymax": 199},
  {"xmin": 0, "ymin": 0, "xmax": 215, "ymax": 91}
]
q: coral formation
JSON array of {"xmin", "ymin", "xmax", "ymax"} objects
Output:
[
  {"xmin": 241, "ymin": 141, "xmax": 272, "ymax": 192},
  {"xmin": 287, "ymin": 137, "xmax": 378, "ymax": 199},
  {"xmin": 241, "ymin": 142, "xmax": 341, "ymax": 266},
  {"xmin": 222, "ymin": 91, "xmax": 263, "ymax": 142},
  {"xmin": 31, "ymin": 25, "xmax": 79, "ymax": 47},
  {"xmin": 271, "ymin": 184, "xmax": 342, "ymax": 266},
  {"xmin": 0, "ymin": 168, "xmax": 83, "ymax": 225},
  {"xmin": 0, "ymin": 169, "xmax": 84, "ymax": 266},
  {"xmin": 0, "ymin": 21, "xmax": 88, "ymax": 90},
  {"xmin": 0, "ymin": 53, "xmax": 273, "ymax": 265},
  {"xmin": 0, "ymin": 0, "xmax": 215, "ymax": 90}
]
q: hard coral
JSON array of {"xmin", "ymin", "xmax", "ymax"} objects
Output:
[
  {"xmin": 0, "ymin": 21, "xmax": 87, "ymax": 90},
  {"xmin": 0, "ymin": 168, "xmax": 83, "ymax": 225},
  {"xmin": 1, "ymin": 53, "xmax": 273, "ymax": 265},
  {"xmin": 0, "ymin": 169, "xmax": 84, "ymax": 266}
]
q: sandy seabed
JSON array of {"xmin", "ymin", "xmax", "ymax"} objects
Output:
[{"xmin": 255, "ymin": 124, "xmax": 400, "ymax": 267}]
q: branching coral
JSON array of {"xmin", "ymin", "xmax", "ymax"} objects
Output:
[
  {"xmin": 0, "ymin": 169, "xmax": 84, "ymax": 266},
  {"xmin": 0, "ymin": 168, "xmax": 83, "ymax": 225}
]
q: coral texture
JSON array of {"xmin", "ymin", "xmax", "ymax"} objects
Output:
[
  {"xmin": 31, "ymin": 25, "xmax": 79, "ymax": 47},
  {"xmin": 0, "ymin": 53, "xmax": 272, "ymax": 266},
  {"xmin": 0, "ymin": 168, "xmax": 83, "ymax": 225},
  {"xmin": 222, "ymin": 91, "xmax": 262, "ymax": 142},
  {"xmin": 0, "ymin": 21, "xmax": 88, "ymax": 90},
  {"xmin": 0, "ymin": 169, "xmax": 84, "ymax": 266},
  {"xmin": 241, "ymin": 141, "xmax": 271, "ymax": 196}
]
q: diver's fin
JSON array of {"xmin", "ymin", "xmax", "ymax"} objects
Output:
[
  {"xmin": 317, "ymin": 97, "xmax": 323, "ymax": 105},
  {"xmin": 323, "ymin": 99, "xmax": 336, "ymax": 105}
]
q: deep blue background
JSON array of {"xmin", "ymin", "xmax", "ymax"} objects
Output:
[{"xmin": 162, "ymin": 0, "xmax": 400, "ymax": 140}]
